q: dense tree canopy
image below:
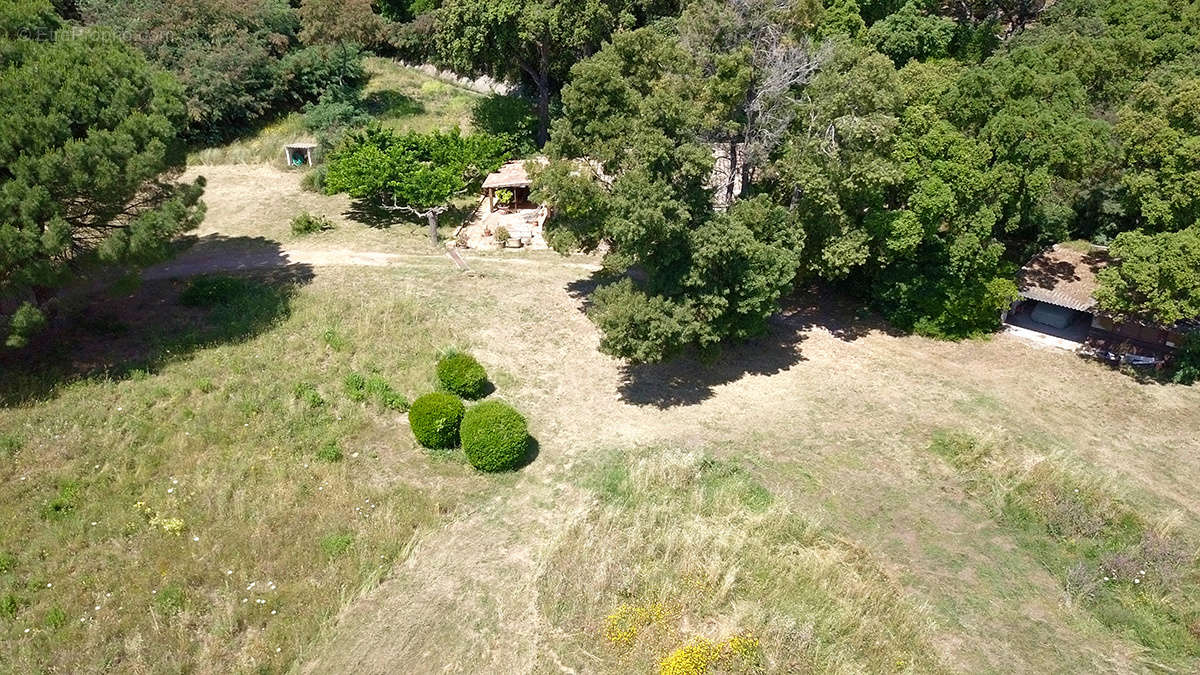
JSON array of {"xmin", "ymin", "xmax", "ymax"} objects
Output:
[
  {"xmin": 534, "ymin": 27, "xmax": 804, "ymax": 361},
  {"xmin": 0, "ymin": 31, "xmax": 204, "ymax": 347},
  {"xmin": 81, "ymin": 0, "xmax": 367, "ymax": 143},
  {"xmin": 1095, "ymin": 228, "xmax": 1200, "ymax": 325},
  {"xmin": 532, "ymin": 0, "xmax": 1200, "ymax": 361}
]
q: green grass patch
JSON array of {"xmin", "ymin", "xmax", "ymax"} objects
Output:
[
  {"xmin": 319, "ymin": 531, "xmax": 354, "ymax": 558},
  {"xmin": 345, "ymin": 371, "xmax": 408, "ymax": 411},
  {"xmin": 315, "ymin": 441, "xmax": 344, "ymax": 463},
  {"xmin": 929, "ymin": 433, "xmax": 1200, "ymax": 662}
]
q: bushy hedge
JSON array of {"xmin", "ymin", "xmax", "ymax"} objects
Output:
[
  {"xmin": 408, "ymin": 392, "xmax": 465, "ymax": 449},
  {"xmin": 436, "ymin": 352, "xmax": 488, "ymax": 399},
  {"xmin": 460, "ymin": 400, "xmax": 529, "ymax": 472}
]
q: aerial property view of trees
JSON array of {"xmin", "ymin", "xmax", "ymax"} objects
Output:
[
  {"xmin": 3, "ymin": 0, "xmax": 1200, "ymax": 672},
  {"xmin": 525, "ymin": 0, "xmax": 1200, "ymax": 366}
]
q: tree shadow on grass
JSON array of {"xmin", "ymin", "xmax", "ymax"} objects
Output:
[
  {"xmin": 775, "ymin": 285, "xmax": 904, "ymax": 343},
  {"xmin": 0, "ymin": 238, "xmax": 313, "ymax": 407},
  {"xmin": 567, "ymin": 273, "xmax": 902, "ymax": 408},
  {"xmin": 615, "ymin": 326, "xmax": 810, "ymax": 408},
  {"xmin": 363, "ymin": 90, "xmax": 426, "ymax": 120}
]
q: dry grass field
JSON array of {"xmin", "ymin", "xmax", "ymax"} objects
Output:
[{"xmin": 2, "ymin": 164, "xmax": 1199, "ymax": 673}]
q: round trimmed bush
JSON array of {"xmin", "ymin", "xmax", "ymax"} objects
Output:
[
  {"xmin": 460, "ymin": 400, "xmax": 530, "ymax": 472},
  {"xmin": 436, "ymin": 352, "xmax": 488, "ymax": 399},
  {"xmin": 408, "ymin": 392, "xmax": 466, "ymax": 449}
]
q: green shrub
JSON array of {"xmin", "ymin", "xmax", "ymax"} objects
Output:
[
  {"xmin": 495, "ymin": 225, "xmax": 510, "ymax": 244},
  {"xmin": 436, "ymin": 352, "xmax": 489, "ymax": 399},
  {"xmin": 460, "ymin": 400, "xmax": 530, "ymax": 472},
  {"xmin": 408, "ymin": 392, "xmax": 466, "ymax": 449},
  {"xmin": 319, "ymin": 531, "xmax": 354, "ymax": 558},
  {"xmin": 344, "ymin": 372, "xmax": 367, "ymax": 401},
  {"xmin": 1172, "ymin": 334, "xmax": 1200, "ymax": 385},
  {"xmin": 291, "ymin": 211, "xmax": 334, "ymax": 235},
  {"xmin": 316, "ymin": 442, "xmax": 343, "ymax": 463}
]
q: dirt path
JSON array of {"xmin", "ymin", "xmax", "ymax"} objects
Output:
[{"xmin": 144, "ymin": 243, "xmax": 601, "ymax": 280}]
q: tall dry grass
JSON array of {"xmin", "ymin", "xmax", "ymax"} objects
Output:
[{"xmin": 537, "ymin": 448, "xmax": 945, "ymax": 673}]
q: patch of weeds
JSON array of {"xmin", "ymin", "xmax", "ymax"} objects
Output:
[
  {"xmin": 697, "ymin": 458, "xmax": 773, "ymax": 513},
  {"xmin": 553, "ymin": 448, "xmax": 941, "ymax": 673},
  {"xmin": 603, "ymin": 602, "xmax": 670, "ymax": 647},
  {"xmin": 39, "ymin": 481, "xmax": 80, "ymax": 520},
  {"xmin": 291, "ymin": 211, "xmax": 335, "ymax": 236},
  {"xmin": 194, "ymin": 378, "xmax": 215, "ymax": 394},
  {"xmin": 319, "ymin": 531, "xmax": 354, "ymax": 558},
  {"xmin": 344, "ymin": 372, "xmax": 367, "ymax": 402},
  {"xmin": 365, "ymin": 373, "xmax": 408, "ymax": 411},
  {"xmin": 1, "ymin": 592, "xmax": 25, "ymax": 620},
  {"xmin": 0, "ymin": 551, "xmax": 15, "ymax": 572},
  {"xmin": 345, "ymin": 371, "xmax": 408, "ymax": 410},
  {"xmin": 44, "ymin": 605, "xmax": 68, "ymax": 630},
  {"xmin": 293, "ymin": 382, "xmax": 325, "ymax": 408},
  {"xmin": 659, "ymin": 634, "xmax": 761, "ymax": 675},
  {"xmin": 0, "ymin": 434, "xmax": 20, "ymax": 457},
  {"xmin": 928, "ymin": 430, "xmax": 992, "ymax": 472},
  {"xmin": 155, "ymin": 585, "xmax": 185, "ymax": 615},
  {"xmin": 322, "ymin": 327, "xmax": 348, "ymax": 352},
  {"xmin": 930, "ymin": 432, "xmax": 1200, "ymax": 661},
  {"xmin": 592, "ymin": 462, "xmax": 633, "ymax": 505},
  {"xmin": 316, "ymin": 441, "xmax": 343, "ymax": 463}
]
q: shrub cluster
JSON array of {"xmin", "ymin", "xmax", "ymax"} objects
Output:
[
  {"xmin": 436, "ymin": 351, "xmax": 489, "ymax": 399},
  {"xmin": 408, "ymin": 392, "xmax": 466, "ymax": 449},
  {"xmin": 291, "ymin": 212, "xmax": 335, "ymax": 235},
  {"xmin": 460, "ymin": 400, "xmax": 529, "ymax": 472}
]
